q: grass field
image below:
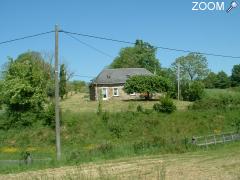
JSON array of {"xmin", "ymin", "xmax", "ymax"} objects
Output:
[
  {"xmin": 0, "ymin": 89, "xmax": 240, "ymax": 178},
  {"xmin": 1, "ymin": 142, "xmax": 240, "ymax": 179},
  {"xmin": 60, "ymin": 93, "xmax": 192, "ymax": 112}
]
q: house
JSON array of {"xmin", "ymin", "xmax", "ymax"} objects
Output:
[{"xmin": 89, "ymin": 68, "xmax": 153, "ymax": 100}]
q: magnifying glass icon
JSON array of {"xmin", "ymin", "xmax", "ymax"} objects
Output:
[{"xmin": 226, "ymin": 1, "xmax": 238, "ymax": 13}]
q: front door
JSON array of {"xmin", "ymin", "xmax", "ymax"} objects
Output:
[{"xmin": 102, "ymin": 88, "xmax": 108, "ymax": 100}]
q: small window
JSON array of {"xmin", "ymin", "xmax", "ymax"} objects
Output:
[
  {"xmin": 130, "ymin": 92, "xmax": 136, "ymax": 96},
  {"xmin": 113, "ymin": 88, "xmax": 119, "ymax": 96}
]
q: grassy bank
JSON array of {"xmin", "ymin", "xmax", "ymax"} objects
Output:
[
  {"xmin": 1, "ymin": 141, "xmax": 240, "ymax": 179},
  {"xmin": 0, "ymin": 90, "xmax": 240, "ymax": 174},
  {"xmin": 0, "ymin": 108, "xmax": 240, "ymax": 174}
]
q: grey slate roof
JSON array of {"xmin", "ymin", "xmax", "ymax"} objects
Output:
[{"xmin": 92, "ymin": 68, "xmax": 153, "ymax": 84}]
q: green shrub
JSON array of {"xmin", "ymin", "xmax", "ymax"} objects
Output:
[
  {"xmin": 181, "ymin": 81, "xmax": 205, "ymax": 101},
  {"xmin": 43, "ymin": 103, "xmax": 55, "ymax": 128},
  {"xmin": 153, "ymin": 96, "xmax": 176, "ymax": 113},
  {"xmin": 192, "ymin": 93, "xmax": 240, "ymax": 110},
  {"xmin": 136, "ymin": 105, "xmax": 144, "ymax": 112}
]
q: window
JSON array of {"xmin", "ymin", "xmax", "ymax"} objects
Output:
[
  {"xmin": 130, "ymin": 92, "xmax": 136, "ymax": 96},
  {"xmin": 102, "ymin": 88, "xmax": 108, "ymax": 100},
  {"xmin": 113, "ymin": 88, "xmax": 119, "ymax": 96}
]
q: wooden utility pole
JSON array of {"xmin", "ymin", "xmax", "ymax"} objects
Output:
[
  {"xmin": 177, "ymin": 63, "xmax": 180, "ymax": 100},
  {"xmin": 55, "ymin": 25, "xmax": 61, "ymax": 160}
]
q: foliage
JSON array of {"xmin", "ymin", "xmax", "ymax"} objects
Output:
[
  {"xmin": 43, "ymin": 103, "xmax": 55, "ymax": 128},
  {"xmin": 72, "ymin": 80, "xmax": 87, "ymax": 93},
  {"xmin": 181, "ymin": 81, "xmax": 205, "ymax": 101},
  {"xmin": 110, "ymin": 40, "xmax": 161, "ymax": 73},
  {"xmin": 231, "ymin": 64, "xmax": 240, "ymax": 87},
  {"xmin": 172, "ymin": 53, "xmax": 209, "ymax": 81},
  {"xmin": 0, "ymin": 52, "xmax": 53, "ymax": 128},
  {"xmin": 59, "ymin": 64, "xmax": 67, "ymax": 99},
  {"xmin": 1, "ymin": 108, "xmax": 240, "ymax": 173},
  {"xmin": 136, "ymin": 105, "xmax": 144, "ymax": 112},
  {"xmin": 0, "ymin": 80, "xmax": 3, "ymax": 109},
  {"xmin": 97, "ymin": 91, "xmax": 103, "ymax": 115},
  {"xmin": 153, "ymin": 96, "xmax": 176, "ymax": 113},
  {"xmin": 214, "ymin": 71, "xmax": 230, "ymax": 89},
  {"xmin": 124, "ymin": 75, "xmax": 173, "ymax": 99},
  {"xmin": 203, "ymin": 72, "xmax": 217, "ymax": 88},
  {"xmin": 203, "ymin": 71, "xmax": 231, "ymax": 89},
  {"xmin": 191, "ymin": 92, "xmax": 240, "ymax": 110}
]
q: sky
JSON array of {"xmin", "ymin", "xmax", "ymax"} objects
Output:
[{"xmin": 0, "ymin": 0, "xmax": 239, "ymax": 81}]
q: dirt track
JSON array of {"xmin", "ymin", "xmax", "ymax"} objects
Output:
[{"xmin": 1, "ymin": 153, "xmax": 240, "ymax": 180}]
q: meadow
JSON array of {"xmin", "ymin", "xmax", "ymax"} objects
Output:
[{"xmin": 0, "ymin": 88, "xmax": 240, "ymax": 178}]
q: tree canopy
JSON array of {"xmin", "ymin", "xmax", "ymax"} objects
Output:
[
  {"xmin": 59, "ymin": 64, "xmax": 67, "ymax": 99},
  {"xmin": 110, "ymin": 40, "xmax": 160, "ymax": 73},
  {"xmin": 124, "ymin": 75, "xmax": 173, "ymax": 99},
  {"xmin": 172, "ymin": 53, "xmax": 209, "ymax": 81},
  {"xmin": 1, "ymin": 51, "xmax": 53, "ymax": 128},
  {"xmin": 214, "ymin": 71, "xmax": 230, "ymax": 89},
  {"xmin": 231, "ymin": 64, "xmax": 240, "ymax": 87},
  {"xmin": 203, "ymin": 72, "xmax": 218, "ymax": 89}
]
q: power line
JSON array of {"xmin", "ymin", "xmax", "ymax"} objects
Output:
[
  {"xmin": 61, "ymin": 30, "xmax": 240, "ymax": 59},
  {"xmin": 73, "ymin": 74, "xmax": 95, "ymax": 78},
  {"xmin": 0, "ymin": 31, "xmax": 54, "ymax": 45},
  {"xmin": 62, "ymin": 30, "xmax": 134, "ymax": 45},
  {"xmin": 63, "ymin": 32, "xmax": 114, "ymax": 58}
]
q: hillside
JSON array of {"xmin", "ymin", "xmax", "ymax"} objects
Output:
[{"xmin": 0, "ymin": 89, "xmax": 240, "ymax": 176}]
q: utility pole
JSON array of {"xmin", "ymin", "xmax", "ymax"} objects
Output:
[
  {"xmin": 55, "ymin": 25, "xmax": 61, "ymax": 160},
  {"xmin": 177, "ymin": 63, "xmax": 180, "ymax": 101}
]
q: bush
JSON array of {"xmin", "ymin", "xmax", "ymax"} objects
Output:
[
  {"xmin": 181, "ymin": 81, "xmax": 204, "ymax": 101},
  {"xmin": 136, "ymin": 105, "xmax": 144, "ymax": 112},
  {"xmin": 192, "ymin": 93, "xmax": 240, "ymax": 110},
  {"xmin": 43, "ymin": 103, "xmax": 56, "ymax": 128},
  {"xmin": 153, "ymin": 96, "xmax": 176, "ymax": 113}
]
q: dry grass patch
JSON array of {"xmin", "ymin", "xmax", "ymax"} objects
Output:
[{"xmin": 61, "ymin": 93, "xmax": 191, "ymax": 113}]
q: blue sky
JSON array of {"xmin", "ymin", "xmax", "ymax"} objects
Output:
[{"xmin": 0, "ymin": 0, "xmax": 239, "ymax": 81}]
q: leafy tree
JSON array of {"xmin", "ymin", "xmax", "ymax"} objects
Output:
[
  {"xmin": 124, "ymin": 75, "xmax": 173, "ymax": 99},
  {"xmin": 110, "ymin": 40, "xmax": 160, "ymax": 73},
  {"xmin": 0, "ymin": 80, "xmax": 3, "ymax": 109},
  {"xmin": 215, "ymin": 71, "xmax": 230, "ymax": 89},
  {"xmin": 203, "ymin": 72, "xmax": 217, "ymax": 88},
  {"xmin": 72, "ymin": 80, "xmax": 87, "ymax": 93},
  {"xmin": 59, "ymin": 64, "xmax": 67, "ymax": 99},
  {"xmin": 231, "ymin": 64, "xmax": 240, "ymax": 87},
  {"xmin": 172, "ymin": 53, "xmax": 209, "ymax": 81},
  {"xmin": 1, "ymin": 52, "xmax": 53, "ymax": 128},
  {"xmin": 181, "ymin": 81, "xmax": 205, "ymax": 101}
]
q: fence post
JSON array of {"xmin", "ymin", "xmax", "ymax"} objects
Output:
[
  {"xmin": 205, "ymin": 136, "xmax": 208, "ymax": 149},
  {"xmin": 214, "ymin": 135, "xmax": 216, "ymax": 145},
  {"xmin": 222, "ymin": 134, "xmax": 225, "ymax": 143}
]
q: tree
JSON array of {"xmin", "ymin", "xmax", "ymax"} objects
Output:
[
  {"xmin": 203, "ymin": 72, "xmax": 217, "ymax": 88},
  {"xmin": 172, "ymin": 53, "xmax": 209, "ymax": 81},
  {"xmin": 110, "ymin": 40, "xmax": 160, "ymax": 73},
  {"xmin": 124, "ymin": 75, "xmax": 173, "ymax": 99},
  {"xmin": 1, "ymin": 51, "xmax": 53, "ymax": 128},
  {"xmin": 0, "ymin": 80, "xmax": 3, "ymax": 109},
  {"xmin": 181, "ymin": 81, "xmax": 205, "ymax": 101},
  {"xmin": 231, "ymin": 64, "xmax": 240, "ymax": 87},
  {"xmin": 215, "ymin": 71, "xmax": 230, "ymax": 89},
  {"xmin": 59, "ymin": 64, "xmax": 67, "ymax": 99}
]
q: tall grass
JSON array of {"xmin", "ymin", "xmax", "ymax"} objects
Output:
[{"xmin": 1, "ymin": 88, "xmax": 240, "ymax": 174}]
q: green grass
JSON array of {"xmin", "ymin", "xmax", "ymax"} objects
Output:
[
  {"xmin": 1, "ymin": 141, "xmax": 240, "ymax": 179},
  {"xmin": 0, "ymin": 90, "xmax": 240, "ymax": 175},
  {"xmin": 0, "ymin": 108, "xmax": 240, "ymax": 174},
  {"xmin": 60, "ymin": 93, "xmax": 192, "ymax": 112}
]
